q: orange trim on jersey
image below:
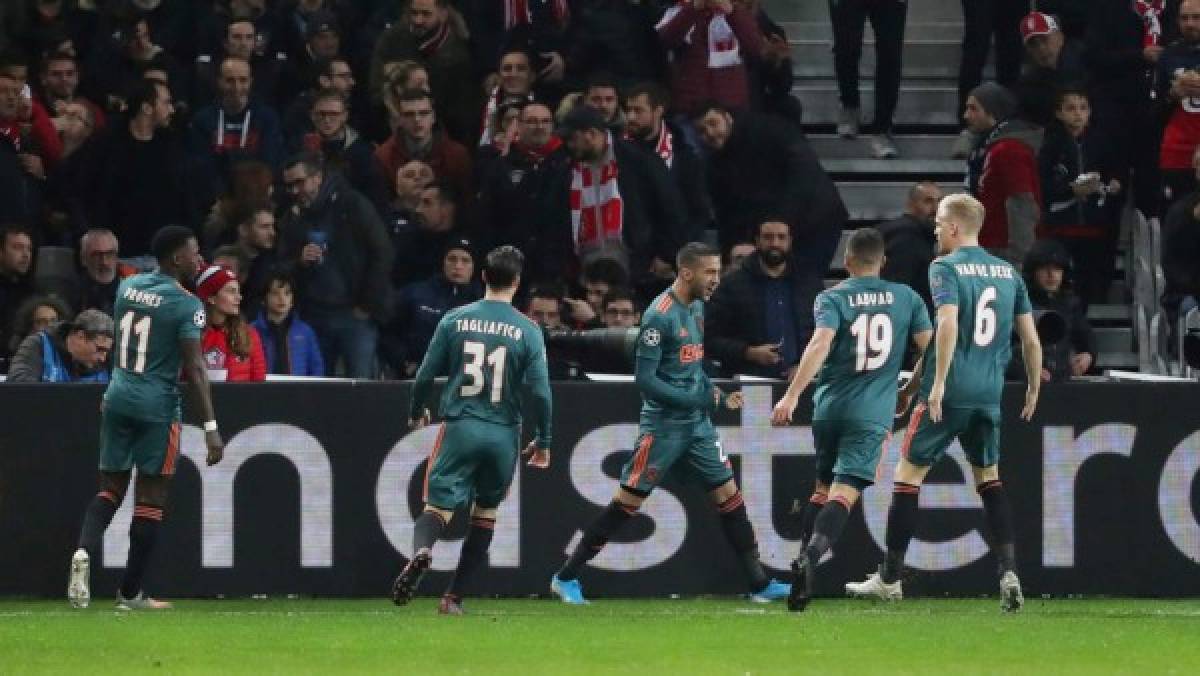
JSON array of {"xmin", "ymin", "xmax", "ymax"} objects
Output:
[
  {"xmin": 626, "ymin": 434, "xmax": 654, "ymax": 487},
  {"xmin": 655, "ymin": 295, "xmax": 673, "ymax": 314},
  {"xmin": 900, "ymin": 403, "xmax": 925, "ymax": 460},
  {"xmin": 875, "ymin": 432, "xmax": 893, "ymax": 481},
  {"xmin": 422, "ymin": 424, "xmax": 447, "ymax": 502},
  {"xmin": 162, "ymin": 422, "xmax": 181, "ymax": 475}
]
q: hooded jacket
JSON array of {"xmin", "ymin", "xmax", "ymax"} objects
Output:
[
  {"xmin": 968, "ymin": 118, "xmax": 1044, "ymax": 263},
  {"xmin": 1016, "ymin": 240, "xmax": 1096, "ymax": 381}
]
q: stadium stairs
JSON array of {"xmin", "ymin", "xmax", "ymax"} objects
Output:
[{"xmin": 770, "ymin": 0, "xmax": 1139, "ymax": 371}]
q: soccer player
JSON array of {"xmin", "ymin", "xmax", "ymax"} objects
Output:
[
  {"xmin": 771, "ymin": 227, "xmax": 933, "ymax": 612},
  {"xmin": 68, "ymin": 226, "xmax": 225, "ymax": 610},
  {"xmin": 391, "ymin": 246, "xmax": 552, "ymax": 615},
  {"xmin": 550, "ymin": 243, "xmax": 791, "ymax": 604},
  {"xmin": 845, "ymin": 194, "xmax": 1042, "ymax": 612}
]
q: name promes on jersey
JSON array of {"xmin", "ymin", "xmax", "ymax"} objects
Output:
[{"xmin": 123, "ymin": 286, "xmax": 164, "ymax": 307}]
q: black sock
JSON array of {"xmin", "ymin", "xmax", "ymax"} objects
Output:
[
  {"xmin": 558, "ymin": 501, "xmax": 636, "ymax": 581},
  {"xmin": 805, "ymin": 497, "xmax": 851, "ymax": 564},
  {"xmin": 78, "ymin": 490, "xmax": 122, "ymax": 560},
  {"xmin": 119, "ymin": 504, "xmax": 162, "ymax": 599},
  {"xmin": 413, "ymin": 511, "xmax": 448, "ymax": 554},
  {"xmin": 881, "ymin": 483, "xmax": 920, "ymax": 584},
  {"xmin": 978, "ymin": 480, "xmax": 1017, "ymax": 574},
  {"xmin": 446, "ymin": 516, "xmax": 495, "ymax": 597},
  {"xmin": 800, "ymin": 491, "xmax": 827, "ymax": 544},
  {"xmin": 717, "ymin": 492, "xmax": 770, "ymax": 593}
]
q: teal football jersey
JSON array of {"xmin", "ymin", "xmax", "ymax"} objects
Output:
[
  {"xmin": 812, "ymin": 277, "xmax": 932, "ymax": 429},
  {"xmin": 636, "ymin": 290, "xmax": 709, "ymax": 424},
  {"xmin": 104, "ymin": 272, "xmax": 206, "ymax": 422},
  {"xmin": 411, "ymin": 299, "xmax": 552, "ymax": 445},
  {"xmin": 920, "ymin": 246, "xmax": 1032, "ymax": 408}
]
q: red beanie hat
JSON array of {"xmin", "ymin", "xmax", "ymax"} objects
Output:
[{"xmin": 196, "ymin": 264, "xmax": 237, "ymax": 302}]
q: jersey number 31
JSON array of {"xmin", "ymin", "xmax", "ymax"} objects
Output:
[{"xmin": 462, "ymin": 340, "xmax": 507, "ymax": 403}]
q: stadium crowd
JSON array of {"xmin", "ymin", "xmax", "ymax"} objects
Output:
[{"xmin": 0, "ymin": 0, "xmax": 1194, "ymax": 382}]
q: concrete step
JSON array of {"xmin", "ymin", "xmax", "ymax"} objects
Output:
[
  {"xmin": 791, "ymin": 38, "xmax": 973, "ymax": 80},
  {"xmin": 836, "ymin": 180, "xmax": 965, "ymax": 222},
  {"xmin": 1087, "ymin": 304, "xmax": 1133, "ymax": 323},
  {"xmin": 796, "ymin": 80, "xmax": 960, "ymax": 127},
  {"xmin": 781, "ymin": 21, "xmax": 965, "ymax": 43},
  {"xmin": 766, "ymin": 0, "xmax": 963, "ymax": 24},
  {"xmin": 810, "ymin": 133, "xmax": 958, "ymax": 160},
  {"xmin": 1097, "ymin": 351, "xmax": 1138, "ymax": 370},
  {"xmin": 822, "ymin": 157, "xmax": 965, "ymax": 176},
  {"xmin": 1095, "ymin": 326, "xmax": 1134, "ymax": 353}
]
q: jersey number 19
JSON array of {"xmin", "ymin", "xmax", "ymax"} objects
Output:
[
  {"xmin": 850, "ymin": 314, "xmax": 893, "ymax": 372},
  {"xmin": 462, "ymin": 340, "xmax": 507, "ymax": 403},
  {"xmin": 117, "ymin": 310, "xmax": 152, "ymax": 373}
]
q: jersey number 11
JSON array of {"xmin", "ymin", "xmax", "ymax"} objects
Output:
[{"xmin": 117, "ymin": 311, "xmax": 152, "ymax": 374}]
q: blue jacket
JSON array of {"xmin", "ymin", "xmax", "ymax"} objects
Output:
[
  {"xmin": 381, "ymin": 275, "xmax": 481, "ymax": 374},
  {"xmin": 252, "ymin": 311, "xmax": 325, "ymax": 376}
]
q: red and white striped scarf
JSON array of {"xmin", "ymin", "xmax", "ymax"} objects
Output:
[
  {"xmin": 656, "ymin": 2, "xmax": 742, "ymax": 69},
  {"xmin": 504, "ymin": 0, "xmax": 570, "ymax": 30},
  {"xmin": 654, "ymin": 120, "xmax": 674, "ymax": 168},
  {"xmin": 418, "ymin": 21, "xmax": 451, "ymax": 57},
  {"xmin": 479, "ymin": 86, "xmax": 534, "ymax": 147},
  {"xmin": 1133, "ymin": 0, "xmax": 1165, "ymax": 47},
  {"xmin": 569, "ymin": 135, "xmax": 624, "ymax": 253}
]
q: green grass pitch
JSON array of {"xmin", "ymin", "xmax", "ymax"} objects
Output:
[{"xmin": 1, "ymin": 598, "xmax": 1198, "ymax": 674}]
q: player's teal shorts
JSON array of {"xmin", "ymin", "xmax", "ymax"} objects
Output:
[
  {"xmin": 620, "ymin": 418, "xmax": 734, "ymax": 493},
  {"xmin": 98, "ymin": 409, "xmax": 182, "ymax": 476},
  {"xmin": 902, "ymin": 402, "xmax": 1001, "ymax": 468},
  {"xmin": 812, "ymin": 419, "xmax": 890, "ymax": 486},
  {"xmin": 423, "ymin": 418, "xmax": 520, "ymax": 510}
]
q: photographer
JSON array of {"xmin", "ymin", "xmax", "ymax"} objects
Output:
[
  {"xmin": 1037, "ymin": 87, "xmax": 1120, "ymax": 304},
  {"xmin": 1016, "ymin": 240, "xmax": 1097, "ymax": 382},
  {"xmin": 7, "ymin": 309, "xmax": 113, "ymax": 383}
]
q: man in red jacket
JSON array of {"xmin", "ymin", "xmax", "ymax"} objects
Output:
[{"xmin": 964, "ymin": 82, "xmax": 1042, "ymax": 267}]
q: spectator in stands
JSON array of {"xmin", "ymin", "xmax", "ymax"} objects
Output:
[
  {"xmin": 579, "ymin": 72, "xmax": 625, "ymax": 133},
  {"xmin": 380, "ymin": 60, "xmax": 429, "ymax": 113},
  {"xmin": 1086, "ymin": 0, "xmax": 1174, "ymax": 220},
  {"xmin": 879, "ymin": 182, "xmax": 943, "ymax": 312},
  {"xmin": 1022, "ymin": 239, "xmax": 1096, "ymax": 380},
  {"xmin": 952, "ymin": 0, "xmax": 1030, "ymax": 158},
  {"xmin": 655, "ymin": 0, "xmax": 762, "ymax": 116},
  {"xmin": 964, "ymin": 82, "xmax": 1042, "ymax": 266},
  {"xmin": 84, "ymin": 15, "xmax": 180, "ymax": 114},
  {"xmin": 564, "ymin": 258, "xmax": 628, "ymax": 328},
  {"xmin": 86, "ymin": 80, "xmax": 191, "ymax": 259},
  {"xmin": 725, "ymin": 241, "xmax": 754, "ymax": 274},
  {"xmin": 0, "ymin": 224, "xmax": 36, "ymax": 371},
  {"xmin": 392, "ymin": 180, "xmax": 465, "ymax": 287},
  {"xmin": 1038, "ymin": 87, "xmax": 1122, "ymax": 304},
  {"xmin": 375, "ymin": 88, "xmax": 472, "ymax": 205},
  {"xmin": 383, "ymin": 160, "xmax": 433, "ymax": 266},
  {"xmin": 196, "ymin": 263, "xmax": 266, "ymax": 382},
  {"xmin": 7, "ymin": 293, "xmax": 70, "ymax": 357},
  {"xmin": 475, "ymin": 101, "xmax": 569, "ymax": 277},
  {"xmin": 38, "ymin": 50, "xmax": 105, "ymax": 133},
  {"xmin": 382, "ymin": 237, "xmax": 480, "ymax": 378},
  {"xmin": 0, "ymin": 48, "xmax": 62, "ymax": 164},
  {"xmin": 1013, "ymin": 11, "xmax": 1087, "ymax": 128},
  {"xmin": 276, "ymin": 0, "xmax": 353, "ymax": 62},
  {"xmin": 1162, "ymin": 148, "xmax": 1200, "ymax": 317},
  {"xmin": 212, "ymin": 245, "xmax": 249, "ymax": 288},
  {"xmin": 600, "ymin": 286, "xmax": 640, "ymax": 329},
  {"xmin": 251, "ymin": 269, "xmax": 325, "ymax": 377},
  {"xmin": 370, "ymin": 0, "xmax": 477, "ymax": 144},
  {"xmin": 202, "ymin": 159, "xmax": 275, "ymax": 250},
  {"xmin": 1158, "ymin": 0, "xmax": 1200, "ymax": 209},
  {"xmin": 6, "ymin": 307, "xmax": 112, "ymax": 383},
  {"xmin": 464, "ymin": 0, "xmax": 570, "ymax": 96},
  {"xmin": 300, "ymin": 89, "xmax": 388, "ymax": 210},
  {"xmin": 277, "ymin": 10, "xmax": 342, "ymax": 104},
  {"xmin": 624, "ymin": 81, "xmax": 713, "ymax": 244},
  {"xmin": 546, "ymin": 106, "xmax": 684, "ymax": 292},
  {"xmin": 826, "ymin": 0, "xmax": 907, "ymax": 158},
  {"xmin": 693, "ymin": 101, "xmax": 848, "ymax": 275},
  {"xmin": 188, "ymin": 56, "xmax": 285, "ymax": 206},
  {"xmin": 76, "ymin": 228, "xmax": 134, "ymax": 317},
  {"xmin": 743, "ymin": 0, "xmax": 803, "ymax": 128},
  {"xmin": 0, "ymin": 73, "xmax": 43, "ymax": 226},
  {"xmin": 283, "ymin": 56, "xmax": 359, "ymax": 144},
  {"xmin": 480, "ymin": 47, "xmax": 539, "ymax": 146},
  {"xmin": 278, "ymin": 151, "xmax": 393, "ymax": 378},
  {"xmin": 706, "ymin": 219, "xmax": 822, "ymax": 379},
  {"xmin": 193, "ymin": 18, "xmax": 285, "ymax": 109},
  {"xmin": 526, "ymin": 282, "xmax": 565, "ymax": 330},
  {"xmin": 230, "ymin": 200, "xmax": 277, "ymax": 321}
]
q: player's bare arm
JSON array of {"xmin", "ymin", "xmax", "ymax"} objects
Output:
[
  {"xmin": 1013, "ymin": 313, "xmax": 1042, "ymax": 421},
  {"xmin": 181, "ymin": 337, "xmax": 223, "ymax": 466},
  {"xmin": 771, "ymin": 328, "xmax": 835, "ymax": 426},
  {"xmin": 928, "ymin": 304, "xmax": 959, "ymax": 423},
  {"xmin": 897, "ymin": 330, "xmax": 934, "ymax": 417}
]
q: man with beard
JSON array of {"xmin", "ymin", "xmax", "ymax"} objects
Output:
[
  {"xmin": 546, "ymin": 105, "xmax": 684, "ymax": 293},
  {"xmin": 624, "ymin": 81, "xmax": 713, "ymax": 244},
  {"xmin": 879, "ymin": 182, "xmax": 943, "ymax": 312},
  {"xmin": 705, "ymin": 219, "xmax": 823, "ymax": 379},
  {"xmin": 550, "ymin": 242, "xmax": 791, "ymax": 605},
  {"xmin": 370, "ymin": 0, "xmax": 477, "ymax": 144},
  {"xmin": 480, "ymin": 47, "xmax": 539, "ymax": 146},
  {"xmin": 77, "ymin": 228, "xmax": 136, "ymax": 317},
  {"xmin": 476, "ymin": 102, "xmax": 570, "ymax": 282},
  {"xmin": 192, "ymin": 18, "xmax": 286, "ymax": 109}
]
